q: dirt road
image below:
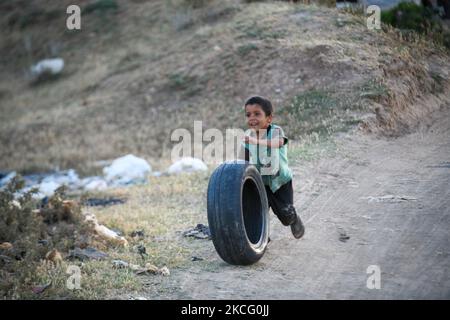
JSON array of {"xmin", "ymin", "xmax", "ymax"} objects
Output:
[{"xmin": 139, "ymin": 107, "xmax": 450, "ymax": 300}]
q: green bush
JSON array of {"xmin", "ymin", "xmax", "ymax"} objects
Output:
[
  {"xmin": 381, "ymin": 2, "xmax": 449, "ymax": 49},
  {"xmin": 381, "ymin": 2, "xmax": 437, "ymax": 33}
]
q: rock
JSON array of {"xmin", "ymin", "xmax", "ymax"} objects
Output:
[
  {"xmin": 0, "ymin": 242, "xmax": 13, "ymax": 250},
  {"xmin": 129, "ymin": 264, "xmax": 142, "ymax": 271},
  {"xmin": 159, "ymin": 266, "xmax": 170, "ymax": 277},
  {"xmin": 183, "ymin": 224, "xmax": 211, "ymax": 240},
  {"xmin": 168, "ymin": 157, "xmax": 207, "ymax": 175},
  {"xmin": 68, "ymin": 247, "xmax": 109, "ymax": 261},
  {"xmin": 103, "ymin": 154, "xmax": 151, "ymax": 186},
  {"xmin": 31, "ymin": 58, "xmax": 64, "ymax": 76},
  {"xmin": 339, "ymin": 232, "xmax": 350, "ymax": 243},
  {"xmin": 112, "ymin": 260, "xmax": 129, "ymax": 269},
  {"xmin": 45, "ymin": 249, "xmax": 63, "ymax": 264}
]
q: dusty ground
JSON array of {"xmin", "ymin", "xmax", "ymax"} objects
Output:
[{"xmin": 125, "ymin": 105, "xmax": 450, "ymax": 300}]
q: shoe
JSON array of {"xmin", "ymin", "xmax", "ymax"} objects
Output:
[{"xmin": 290, "ymin": 215, "xmax": 305, "ymax": 239}]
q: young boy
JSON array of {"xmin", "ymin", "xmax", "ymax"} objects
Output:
[{"xmin": 240, "ymin": 96, "xmax": 305, "ymax": 239}]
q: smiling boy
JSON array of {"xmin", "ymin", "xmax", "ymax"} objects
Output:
[{"xmin": 240, "ymin": 96, "xmax": 305, "ymax": 239}]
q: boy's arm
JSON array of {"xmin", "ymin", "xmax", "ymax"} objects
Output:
[
  {"xmin": 244, "ymin": 128, "xmax": 287, "ymax": 148},
  {"xmin": 246, "ymin": 137, "xmax": 285, "ymax": 148}
]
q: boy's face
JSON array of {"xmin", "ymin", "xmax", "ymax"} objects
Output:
[{"xmin": 245, "ymin": 104, "xmax": 273, "ymax": 131}]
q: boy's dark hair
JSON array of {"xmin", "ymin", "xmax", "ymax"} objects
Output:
[{"xmin": 244, "ymin": 96, "xmax": 273, "ymax": 116}]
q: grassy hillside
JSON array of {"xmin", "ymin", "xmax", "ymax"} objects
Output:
[{"xmin": 0, "ymin": 0, "xmax": 448, "ymax": 175}]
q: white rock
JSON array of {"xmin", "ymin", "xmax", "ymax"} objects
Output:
[
  {"xmin": 103, "ymin": 154, "xmax": 151, "ymax": 186},
  {"xmin": 168, "ymin": 157, "xmax": 207, "ymax": 175},
  {"xmin": 31, "ymin": 58, "xmax": 64, "ymax": 76}
]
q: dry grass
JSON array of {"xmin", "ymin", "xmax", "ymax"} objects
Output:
[{"xmin": 0, "ymin": 171, "xmax": 211, "ymax": 299}]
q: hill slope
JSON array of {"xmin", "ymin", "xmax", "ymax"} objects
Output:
[{"xmin": 0, "ymin": 0, "xmax": 449, "ymax": 174}]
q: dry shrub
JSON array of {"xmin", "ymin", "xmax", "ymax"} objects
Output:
[{"xmin": 0, "ymin": 177, "xmax": 93, "ymax": 298}]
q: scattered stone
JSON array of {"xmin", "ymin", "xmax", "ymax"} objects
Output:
[
  {"xmin": 30, "ymin": 58, "xmax": 64, "ymax": 77},
  {"xmin": 129, "ymin": 264, "xmax": 141, "ymax": 271},
  {"xmin": 339, "ymin": 232, "xmax": 350, "ymax": 243},
  {"xmin": 159, "ymin": 266, "xmax": 170, "ymax": 277},
  {"xmin": 68, "ymin": 247, "xmax": 109, "ymax": 261},
  {"xmin": 112, "ymin": 260, "xmax": 129, "ymax": 269},
  {"xmin": 183, "ymin": 224, "xmax": 211, "ymax": 240},
  {"xmin": 0, "ymin": 242, "xmax": 13, "ymax": 250}
]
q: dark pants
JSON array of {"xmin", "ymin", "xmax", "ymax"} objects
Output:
[{"xmin": 265, "ymin": 180, "xmax": 298, "ymax": 226}]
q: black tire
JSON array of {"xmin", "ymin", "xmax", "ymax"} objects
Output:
[{"xmin": 207, "ymin": 161, "xmax": 269, "ymax": 265}]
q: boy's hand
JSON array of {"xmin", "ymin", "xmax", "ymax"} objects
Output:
[{"xmin": 244, "ymin": 136, "xmax": 258, "ymax": 145}]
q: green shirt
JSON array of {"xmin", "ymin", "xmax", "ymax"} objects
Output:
[{"xmin": 243, "ymin": 124, "xmax": 293, "ymax": 193}]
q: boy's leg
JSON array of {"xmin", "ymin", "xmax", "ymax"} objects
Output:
[
  {"xmin": 265, "ymin": 181, "xmax": 297, "ymax": 226},
  {"xmin": 265, "ymin": 181, "xmax": 305, "ymax": 238}
]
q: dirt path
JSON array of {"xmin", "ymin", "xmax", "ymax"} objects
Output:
[{"xmin": 137, "ymin": 107, "xmax": 450, "ymax": 300}]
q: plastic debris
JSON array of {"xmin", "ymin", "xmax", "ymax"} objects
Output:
[{"xmin": 168, "ymin": 157, "xmax": 207, "ymax": 175}]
